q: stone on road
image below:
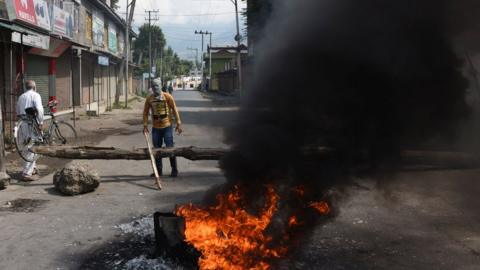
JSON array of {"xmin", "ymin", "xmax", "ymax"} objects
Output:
[{"xmin": 53, "ymin": 162, "xmax": 100, "ymax": 196}]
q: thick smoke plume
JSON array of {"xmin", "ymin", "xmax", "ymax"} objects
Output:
[
  {"xmin": 216, "ymin": 0, "xmax": 480, "ymax": 260},
  {"xmin": 222, "ymin": 0, "xmax": 477, "ymax": 194}
]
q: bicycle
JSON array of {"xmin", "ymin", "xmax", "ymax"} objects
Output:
[{"xmin": 14, "ymin": 101, "xmax": 78, "ymax": 162}]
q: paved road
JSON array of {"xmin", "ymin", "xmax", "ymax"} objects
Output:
[
  {"xmin": 0, "ymin": 90, "xmax": 237, "ymax": 270},
  {"xmin": 0, "ymin": 90, "xmax": 479, "ymax": 269}
]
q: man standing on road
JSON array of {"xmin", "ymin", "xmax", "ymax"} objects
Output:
[
  {"xmin": 16, "ymin": 80, "xmax": 44, "ymax": 181},
  {"xmin": 143, "ymin": 82, "xmax": 182, "ymax": 177}
]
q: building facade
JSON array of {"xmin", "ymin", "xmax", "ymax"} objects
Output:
[
  {"xmin": 0, "ymin": 0, "xmax": 134, "ymax": 137},
  {"xmin": 204, "ymin": 45, "xmax": 247, "ymax": 92}
]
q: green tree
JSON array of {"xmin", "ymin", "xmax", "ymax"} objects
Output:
[
  {"xmin": 155, "ymin": 47, "xmax": 193, "ymax": 82},
  {"xmin": 134, "ymin": 24, "xmax": 166, "ymax": 74},
  {"xmin": 132, "ymin": 24, "xmax": 193, "ymax": 79}
]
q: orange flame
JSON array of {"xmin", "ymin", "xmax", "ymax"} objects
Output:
[
  {"xmin": 288, "ymin": 216, "xmax": 299, "ymax": 227},
  {"xmin": 310, "ymin": 201, "xmax": 330, "ymax": 215},
  {"xmin": 175, "ymin": 186, "xmax": 286, "ymax": 270}
]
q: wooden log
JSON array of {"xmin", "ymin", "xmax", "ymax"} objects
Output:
[
  {"xmin": 30, "ymin": 145, "xmax": 480, "ymax": 168},
  {"xmin": 31, "ymin": 146, "xmax": 228, "ymax": 161}
]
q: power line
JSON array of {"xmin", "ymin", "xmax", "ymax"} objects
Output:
[{"xmin": 120, "ymin": 11, "xmax": 235, "ymax": 17}]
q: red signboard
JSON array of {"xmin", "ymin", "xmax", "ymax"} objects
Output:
[{"xmin": 14, "ymin": 0, "xmax": 36, "ymax": 25}]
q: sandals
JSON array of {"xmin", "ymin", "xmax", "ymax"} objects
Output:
[{"xmin": 21, "ymin": 174, "xmax": 38, "ymax": 182}]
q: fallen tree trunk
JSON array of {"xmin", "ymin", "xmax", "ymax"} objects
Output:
[
  {"xmin": 31, "ymin": 146, "xmax": 228, "ymax": 161},
  {"xmin": 30, "ymin": 146, "xmax": 480, "ymax": 168}
]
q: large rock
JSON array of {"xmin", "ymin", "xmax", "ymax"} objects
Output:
[{"xmin": 53, "ymin": 163, "xmax": 100, "ymax": 195}]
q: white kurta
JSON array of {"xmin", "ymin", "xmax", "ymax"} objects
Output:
[{"xmin": 16, "ymin": 89, "xmax": 44, "ymax": 176}]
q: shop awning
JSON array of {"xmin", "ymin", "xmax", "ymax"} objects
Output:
[{"xmin": 0, "ymin": 22, "xmax": 30, "ymax": 34}]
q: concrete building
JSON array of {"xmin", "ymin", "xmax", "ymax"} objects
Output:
[
  {"xmin": 0, "ymin": 0, "xmax": 135, "ymax": 137},
  {"xmin": 204, "ymin": 44, "xmax": 247, "ymax": 92}
]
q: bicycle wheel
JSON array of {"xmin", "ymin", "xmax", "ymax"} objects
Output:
[
  {"xmin": 49, "ymin": 121, "xmax": 78, "ymax": 146},
  {"xmin": 14, "ymin": 120, "xmax": 41, "ymax": 162}
]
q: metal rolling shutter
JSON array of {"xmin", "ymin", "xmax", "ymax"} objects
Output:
[
  {"xmin": 25, "ymin": 55, "xmax": 49, "ymax": 106},
  {"xmin": 81, "ymin": 55, "xmax": 93, "ymax": 105},
  {"xmin": 56, "ymin": 50, "xmax": 72, "ymax": 110}
]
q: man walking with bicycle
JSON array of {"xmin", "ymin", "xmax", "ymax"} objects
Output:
[{"xmin": 16, "ymin": 80, "xmax": 44, "ymax": 181}]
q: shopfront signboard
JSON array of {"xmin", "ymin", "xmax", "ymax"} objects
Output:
[
  {"xmin": 98, "ymin": 55, "xmax": 109, "ymax": 66},
  {"xmin": 32, "ymin": 0, "xmax": 50, "ymax": 30},
  {"xmin": 92, "ymin": 11, "xmax": 104, "ymax": 46},
  {"xmin": 13, "ymin": 0, "xmax": 36, "ymax": 25},
  {"xmin": 53, "ymin": 6, "xmax": 73, "ymax": 38},
  {"xmin": 108, "ymin": 25, "xmax": 117, "ymax": 53},
  {"xmin": 12, "ymin": 30, "xmax": 49, "ymax": 50}
]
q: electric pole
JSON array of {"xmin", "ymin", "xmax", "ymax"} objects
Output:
[
  {"xmin": 146, "ymin": 10, "xmax": 159, "ymax": 88},
  {"xmin": 125, "ymin": 0, "xmax": 136, "ymax": 109},
  {"xmin": 194, "ymin": 30, "xmax": 206, "ymax": 91},
  {"xmin": 205, "ymin": 31, "xmax": 213, "ymax": 91},
  {"xmin": 230, "ymin": 0, "xmax": 243, "ymax": 98}
]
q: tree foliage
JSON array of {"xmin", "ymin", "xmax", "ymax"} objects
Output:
[
  {"xmin": 156, "ymin": 47, "xmax": 193, "ymax": 82},
  {"xmin": 134, "ymin": 24, "xmax": 166, "ymax": 58},
  {"xmin": 133, "ymin": 24, "xmax": 193, "ymax": 79},
  {"xmin": 242, "ymin": 0, "xmax": 272, "ymax": 39}
]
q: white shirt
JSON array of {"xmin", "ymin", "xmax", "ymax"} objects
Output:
[{"xmin": 16, "ymin": 89, "xmax": 44, "ymax": 124}]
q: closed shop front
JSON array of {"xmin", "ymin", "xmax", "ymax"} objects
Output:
[
  {"xmin": 107, "ymin": 63, "xmax": 116, "ymax": 110},
  {"xmin": 81, "ymin": 52, "xmax": 94, "ymax": 105},
  {"xmin": 56, "ymin": 49, "xmax": 72, "ymax": 111},
  {"xmin": 25, "ymin": 55, "xmax": 49, "ymax": 106}
]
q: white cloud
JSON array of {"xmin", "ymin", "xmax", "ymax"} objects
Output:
[{"xmin": 115, "ymin": 0, "xmax": 246, "ymax": 60}]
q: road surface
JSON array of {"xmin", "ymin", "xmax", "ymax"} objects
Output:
[{"xmin": 0, "ymin": 90, "xmax": 479, "ymax": 270}]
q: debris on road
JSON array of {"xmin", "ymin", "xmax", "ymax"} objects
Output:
[
  {"xmin": 116, "ymin": 216, "xmax": 155, "ymax": 239},
  {"xmin": 53, "ymin": 162, "xmax": 100, "ymax": 196},
  {"xmin": 124, "ymin": 255, "xmax": 180, "ymax": 270},
  {"xmin": 0, "ymin": 198, "xmax": 49, "ymax": 212}
]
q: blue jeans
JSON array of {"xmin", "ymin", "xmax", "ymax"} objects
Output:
[{"xmin": 151, "ymin": 126, "xmax": 177, "ymax": 172}]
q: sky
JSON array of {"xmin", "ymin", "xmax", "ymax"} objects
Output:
[{"xmin": 116, "ymin": 0, "xmax": 247, "ymax": 62}]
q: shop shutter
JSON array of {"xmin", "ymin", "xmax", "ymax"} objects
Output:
[
  {"xmin": 56, "ymin": 50, "xmax": 72, "ymax": 110},
  {"xmin": 81, "ymin": 54, "xmax": 93, "ymax": 105},
  {"xmin": 25, "ymin": 55, "xmax": 49, "ymax": 106}
]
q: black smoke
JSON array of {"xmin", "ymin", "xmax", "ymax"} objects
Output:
[{"xmin": 217, "ymin": 0, "xmax": 479, "ymax": 260}]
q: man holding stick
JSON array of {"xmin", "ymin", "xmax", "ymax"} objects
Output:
[{"xmin": 143, "ymin": 82, "xmax": 182, "ymax": 177}]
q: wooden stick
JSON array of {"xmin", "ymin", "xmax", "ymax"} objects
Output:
[{"xmin": 144, "ymin": 131, "xmax": 162, "ymax": 190}]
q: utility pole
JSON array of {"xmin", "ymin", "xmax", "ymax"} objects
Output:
[
  {"xmin": 146, "ymin": 10, "xmax": 159, "ymax": 89},
  {"xmin": 230, "ymin": 0, "xmax": 243, "ymax": 98},
  {"xmin": 205, "ymin": 31, "xmax": 213, "ymax": 91},
  {"xmin": 125, "ymin": 0, "xmax": 136, "ymax": 109},
  {"xmin": 194, "ymin": 30, "xmax": 206, "ymax": 90}
]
